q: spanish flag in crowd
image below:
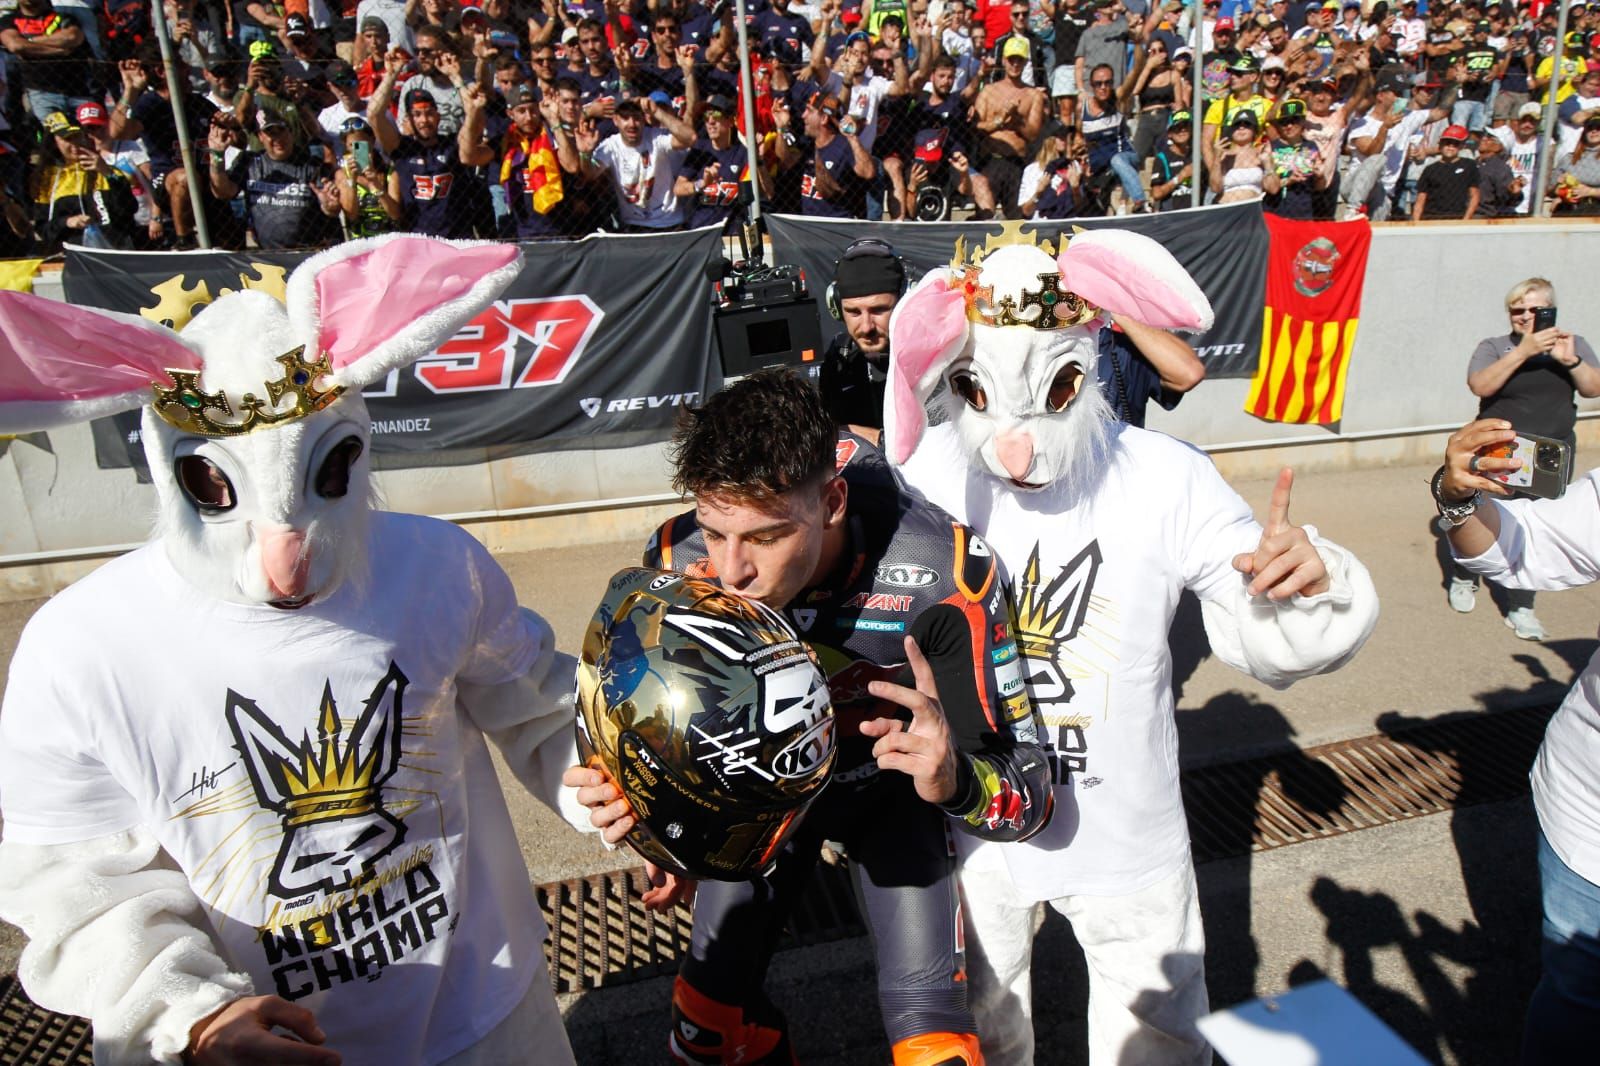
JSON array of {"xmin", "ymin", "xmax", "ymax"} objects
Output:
[
  {"xmin": 501, "ymin": 128, "xmax": 563, "ymax": 215},
  {"xmin": 1245, "ymin": 214, "xmax": 1372, "ymax": 425}
]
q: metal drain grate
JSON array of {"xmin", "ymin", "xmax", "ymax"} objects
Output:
[
  {"xmin": 1182, "ymin": 704, "xmax": 1553, "ymax": 864},
  {"xmin": 0, "ymin": 975, "xmax": 92, "ymax": 1066},
  {"xmin": 0, "ymin": 703, "xmax": 1558, "ymax": 1051},
  {"xmin": 539, "ymin": 859, "xmax": 866, "ymax": 994}
]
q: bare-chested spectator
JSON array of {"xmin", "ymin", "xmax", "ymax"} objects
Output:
[{"xmin": 974, "ymin": 35, "xmax": 1045, "ymax": 216}]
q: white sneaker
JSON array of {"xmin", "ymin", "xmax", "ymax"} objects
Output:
[
  {"xmin": 1447, "ymin": 577, "xmax": 1477, "ymax": 613},
  {"xmin": 1505, "ymin": 607, "xmax": 1547, "ymax": 641}
]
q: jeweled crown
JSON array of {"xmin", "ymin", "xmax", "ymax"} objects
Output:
[
  {"xmin": 151, "ymin": 346, "xmax": 344, "ymax": 437},
  {"xmin": 950, "ymin": 222, "xmax": 1099, "ymax": 331}
]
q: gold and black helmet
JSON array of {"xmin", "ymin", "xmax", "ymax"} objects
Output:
[{"xmin": 575, "ymin": 568, "xmax": 837, "ymax": 881}]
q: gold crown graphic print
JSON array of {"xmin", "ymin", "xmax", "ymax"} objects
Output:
[{"xmin": 227, "ymin": 663, "xmax": 409, "ymax": 899}]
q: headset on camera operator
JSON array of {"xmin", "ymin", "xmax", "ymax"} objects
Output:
[{"xmin": 820, "ymin": 238, "xmax": 907, "ymax": 445}]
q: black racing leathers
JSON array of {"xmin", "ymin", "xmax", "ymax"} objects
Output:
[{"xmin": 645, "ymin": 431, "xmax": 1051, "ymax": 1054}]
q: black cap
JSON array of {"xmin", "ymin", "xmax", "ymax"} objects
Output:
[
  {"xmin": 510, "ymin": 83, "xmax": 538, "ymax": 106},
  {"xmin": 704, "ymin": 93, "xmax": 736, "ymax": 115},
  {"xmin": 325, "ymin": 58, "xmax": 357, "ymax": 86},
  {"xmin": 405, "ymin": 87, "xmax": 437, "ymax": 110},
  {"xmin": 285, "ymin": 12, "xmax": 310, "ymax": 36},
  {"xmin": 1275, "ymin": 98, "xmax": 1307, "ymax": 121},
  {"xmin": 1228, "ymin": 108, "xmax": 1259, "ymax": 129}
]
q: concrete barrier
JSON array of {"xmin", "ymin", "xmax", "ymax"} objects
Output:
[{"xmin": 3, "ymin": 220, "xmax": 1597, "ymax": 601}]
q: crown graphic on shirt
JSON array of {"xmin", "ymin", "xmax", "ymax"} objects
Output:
[
  {"xmin": 949, "ymin": 221, "xmax": 1098, "ymax": 331},
  {"xmin": 151, "ymin": 347, "xmax": 344, "ymax": 437},
  {"xmin": 1012, "ymin": 547, "xmax": 1071, "ymax": 661},
  {"xmin": 272, "ymin": 687, "xmax": 387, "ymax": 826}
]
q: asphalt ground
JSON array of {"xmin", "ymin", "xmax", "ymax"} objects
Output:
[{"xmin": 3, "ymin": 448, "xmax": 1599, "ymax": 1064}]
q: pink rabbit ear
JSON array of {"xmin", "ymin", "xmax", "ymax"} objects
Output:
[
  {"xmin": 285, "ymin": 235, "xmax": 524, "ymax": 389},
  {"xmin": 1058, "ymin": 229, "xmax": 1215, "ymax": 332},
  {"xmin": 0, "ymin": 290, "xmax": 201, "ymax": 433},
  {"xmin": 886, "ymin": 270, "xmax": 969, "ymax": 466}
]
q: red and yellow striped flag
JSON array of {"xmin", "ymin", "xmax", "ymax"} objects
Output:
[{"xmin": 1245, "ymin": 214, "xmax": 1371, "ymax": 425}]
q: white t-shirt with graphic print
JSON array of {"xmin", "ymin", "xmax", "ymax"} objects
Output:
[{"xmin": 0, "ymin": 512, "xmax": 563, "ymax": 1065}]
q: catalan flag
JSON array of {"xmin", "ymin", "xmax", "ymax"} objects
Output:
[{"xmin": 1245, "ymin": 214, "xmax": 1371, "ymax": 425}]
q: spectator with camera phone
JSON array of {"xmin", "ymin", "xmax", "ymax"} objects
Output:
[
  {"xmin": 772, "ymin": 91, "xmax": 874, "ymax": 217},
  {"xmin": 1446, "ymin": 278, "xmax": 1600, "ymax": 640},
  {"xmin": 333, "ymin": 115, "xmax": 400, "ymax": 235}
]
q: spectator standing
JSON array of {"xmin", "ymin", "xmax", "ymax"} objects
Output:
[
  {"xmin": 498, "ymin": 84, "xmax": 587, "ymax": 238},
  {"xmin": 1075, "ymin": 0, "xmax": 1131, "ymax": 93},
  {"xmin": 1198, "ymin": 14, "xmax": 1240, "ymax": 103},
  {"xmin": 209, "ymin": 109, "xmax": 341, "ymax": 247},
  {"xmin": 0, "ymin": 0, "xmax": 98, "ymax": 124},
  {"xmin": 203, "ymin": 57, "xmax": 245, "ymax": 115},
  {"xmin": 552, "ymin": 75, "xmax": 612, "ymax": 236},
  {"xmin": 1557, "ymin": 67, "xmax": 1600, "ymax": 152},
  {"xmin": 1474, "ymin": 128, "xmax": 1523, "ymax": 217},
  {"xmin": 974, "ymin": 37, "xmax": 1046, "ymax": 216},
  {"xmin": 1343, "ymin": 72, "xmax": 1448, "ymax": 219},
  {"xmin": 1201, "ymin": 54, "xmax": 1270, "ymax": 172},
  {"xmin": 80, "ymin": 101, "xmax": 162, "ymax": 245},
  {"xmin": 110, "ymin": 44, "xmax": 226, "ymax": 248},
  {"xmin": 1493, "ymin": 27, "xmax": 1534, "ymax": 126},
  {"xmin": 1129, "ymin": 35, "xmax": 1185, "ymax": 161},
  {"xmin": 1454, "ymin": 19, "xmax": 1502, "ymax": 133},
  {"xmin": 353, "ymin": 15, "xmax": 400, "ymax": 87},
  {"xmin": 1451, "ymin": 278, "xmax": 1600, "ymax": 640},
  {"xmin": 369, "ymin": 68, "xmax": 494, "ymax": 236},
  {"xmin": 994, "ymin": 0, "xmax": 1048, "ymax": 86},
  {"xmin": 755, "ymin": 0, "xmax": 815, "ymax": 68},
  {"xmin": 771, "ymin": 91, "xmax": 874, "ymax": 216},
  {"xmin": 1264, "ymin": 98, "xmax": 1324, "ymax": 217},
  {"xmin": 1301, "ymin": 75, "xmax": 1352, "ymax": 218},
  {"xmin": 318, "ymin": 60, "xmax": 367, "ymax": 156},
  {"xmin": 1151, "ymin": 108, "xmax": 1203, "ymax": 209},
  {"xmin": 1211, "ymin": 107, "xmax": 1277, "ymax": 201},
  {"xmin": 585, "ymin": 94, "xmax": 694, "ymax": 231},
  {"xmin": 1411, "ymin": 123, "xmax": 1479, "ymax": 219},
  {"xmin": 331, "ymin": 114, "xmax": 400, "ymax": 234},
  {"xmin": 1051, "ymin": 0, "xmax": 1089, "ymax": 99},
  {"xmin": 674, "ymin": 92, "xmax": 768, "ymax": 229},
  {"xmin": 1491, "ymin": 101, "xmax": 1543, "ymax": 215},
  {"xmin": 1551, "ymin": 114, "xmax": 1600, "ymax": 215},
  {"xmin": 1535, "ymin": 30, "xmax": 1590, "ymax": 106},
  {"xmin": 30, "ymin": 110, "xmax": 139, "ymax": 251},
  {"xmin": 1393, "ymin": 0, "xmax": 1425, "ymax": 64},
  {"xmin": 166, "ymin": 0, "xmax": 226, "ymax": 88},
  {"xmin": 399, "ymin": 27, "xmax": 471, "ymax": 136},
  {"xmin": 236, "ymin": 0, "xmax": 287, "ymax": 48}
]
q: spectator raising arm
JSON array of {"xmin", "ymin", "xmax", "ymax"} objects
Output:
[
  {"xmin": 367, "ymin": 50, "xmax": 408, "ymax": 154},
  {"xmin": 457, "ymin": 83, "xmax": 496, "ymax": 166},
  {"xmin": 644, "ymin": 94, "xmax": 695, "ymax": 149}
]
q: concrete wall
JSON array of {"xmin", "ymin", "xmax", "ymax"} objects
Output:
[{"xmin": 4, "ymin": 221, "xmax": 1597, "ymax": 600}]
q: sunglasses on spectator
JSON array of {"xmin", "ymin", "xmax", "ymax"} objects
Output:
[
  {"xmin": 415, "ymin": 47, "xmax": 440, "ymax": 55},
  {"xmin": 1092, "ymin": 77, "xmax": 1113, "ymax": 85},
  {"xmin": 655, "ymin": 24, "xmax": 680, "ymax": 34},
  {"xmin": 1508, "ymin": 306, "xmax": 1549, "ymax": 314}
]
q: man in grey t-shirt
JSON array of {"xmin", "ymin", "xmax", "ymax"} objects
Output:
[{"xmin": 1075, "ymin": 3, "xmax": 1132, "ymax": 91}]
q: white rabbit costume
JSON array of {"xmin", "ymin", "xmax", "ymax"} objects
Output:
[
  {"xmin": 0, "ymin": 237, "xmax": 583, "ymax": 1065},
  {"xmin": 885, "ymin": 232, "xmax": 1379, "ymax": 1065}
]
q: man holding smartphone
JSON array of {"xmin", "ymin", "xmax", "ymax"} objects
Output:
[{"xmin": 1449, "ymin": 277, "xmax": 1600, "ymax": 638}]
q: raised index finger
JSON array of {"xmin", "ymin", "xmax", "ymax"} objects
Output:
[
  {"xmin": 902, "ymin": 635, "xmax": 939, "ymax": 703},
  {"xmin": 1265, "ymin": 467, "xmax": 1295, "ymax": 536}
]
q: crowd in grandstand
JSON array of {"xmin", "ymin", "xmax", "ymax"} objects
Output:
[{"xmin": 0, "ymin": 0, "xmax": 1593, "ymax": 249}]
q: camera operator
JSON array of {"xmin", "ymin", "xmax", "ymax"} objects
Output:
[
  {"xmin": 1446, "ymin": 277, "xmax": 1600, "ymax": 640},
  {"xmin": 819, "ymin": 238, "xmax": 906, "ymax": 443}
]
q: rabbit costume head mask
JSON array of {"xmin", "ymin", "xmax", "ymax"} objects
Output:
[
  {"xmin": 886, "ymin": 229, "xmax": 1213, "ymax": 495},
  {"xmin": 0, "ymin": 235, "xmax": 522, "ymax": 608}
]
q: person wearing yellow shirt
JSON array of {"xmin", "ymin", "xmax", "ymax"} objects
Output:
[
  {"xmin": 1534, "ymin": 32, "xmax": 1591, "ymax": 105},
  {"xmin": 1201, "ymin": 54, "xmax": 1272, "ymax": 170}
]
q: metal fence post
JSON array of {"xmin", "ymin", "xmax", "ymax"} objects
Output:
[{"xmin": 148, "ymin": 0, "xmax": 211, "ymax": 248}]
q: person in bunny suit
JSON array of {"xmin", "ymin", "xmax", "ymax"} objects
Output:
[
  {"xmin": 882, "ymin": 231, "xmax": 1381, "ymax": 1065},
  {"xmin": 0, "ymin": 236, "xmax": 584, "ymax": 1066}
]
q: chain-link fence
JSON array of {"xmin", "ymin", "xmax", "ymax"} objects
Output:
[{"xmin": 0, "ymin": 0, "xmax": 1593, "ymax": 258}]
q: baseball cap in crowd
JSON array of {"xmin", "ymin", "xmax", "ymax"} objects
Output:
[
  {"xmin": 75, "ymin": 101, "xmax": 108, "ymax": 128},
  {"xmin": 285, "ymin": 12, "xmax": 310, "ymax": 37},
  {"xmin": 405, "ymin": 87, "xmax": 437, "ymax": 111},
  {"xmin": 257, "ymin": 109, "xmax": 288, "ymax": 131},
  {"xmin": 1415, "ymin": 75, "xmax": 1443, "ymax": 90},
  {"xmin": 1228, "ymin": 109, "xmax": 1260, "ymax": 130},
  {"xmin": 615, "ymin": 96, "xmax": 645, "ymax": 116},
  {"xmin": 1003, "ymin": 36, "xmax": 1031, "ymax": 59},
  {"xmin": 339, "ymin": 115, "xmax": 371, "ymax": 134},
  {"xmin": 510, "ymin": 83, "xmax": 538, "ymax": 106},
  {"xmin": 325, "ymin": 59, "xmax": 357, "ymax": 87},
  {"xmin": 1263, "ymin": 55, "xmax": 1286, "ymax": 71},
  {"xmin": 913, "ymin": 127, "xmax": 948, "ymax": 162},
  {"xmin": 1376, "ymin": 72, "xmax": 1408, "ymax": 93},
  {"xmin": 1475, "ymin": 18, "xmax": 1491, "ymax": 30},
  {"xmin": 1228, "ymin": 53, "xmax": 1259, "ymax": 72},
  {"xmin": 1584, "ymin": 113, "xmax": 1600, "ymax": 130},
  {"xmin": 1401, "ymin": 0, "xmax": 1416, "ymax": 6},
  {"xmin": 1565, "ymin": 30, "xmax": 1586, "ymax": 47},
  {"xmin": 648, "ymin": 89, "xmax": 673, "ymax": 108},
  {"xmin": 807, "ymin": 92, "xmax": 842, "ymax": 119},
  {"xmin": 1275, "ymin": 98, "xmax": 1307, "ymax": 121},
  {"xmin": 1321, "ymin": 0, "xmax": 1340, "ymax": 9},
  {"xmin": 561, "ymin": 26, "xmax": 579, "ymax": 45},
  {"xmin": 841, "ymin": 3, "xmax": 864, "ymax": 24},
  {"xmin": 1440, "ymin": 124, "xmax": 1470, "ymax": 141},
  {"xmin": 1215, "ymin": 15, "xmax": 1236, "ymax": 30},
  {"xmin": 42, "ymin": 111, "xmax": 78, "ymax": 137},
  {"xmin": 1168, "ymin": 108, "xmax": 1193, "ymax": 127},
  {"xmin": 460, "ymin": 4, "xmax": 487, "ymax": 26},
  {"xmin": 844, "ymin": 29, "xmax": 871, "ymax": 48},
  {"xmin": 704, "ymin": 93, "xmax": 736, "ymax": 116},
  {"xmin": 1174, "ymin": 44, "xmax": 1194, "ymax": 60},
  {"xmin": 1517, "ymin": 101, "xmax": 1543, "ymax": 119},
  {"xmin": 360, "ymin": 14, "xmax": 387, "ymax": 32}
]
